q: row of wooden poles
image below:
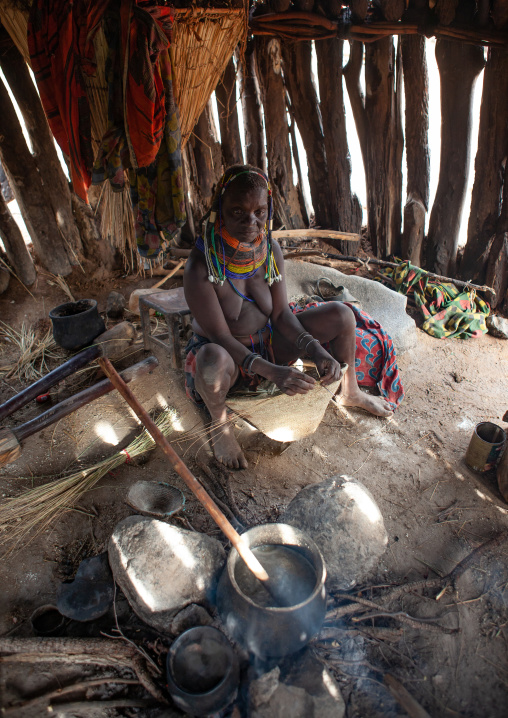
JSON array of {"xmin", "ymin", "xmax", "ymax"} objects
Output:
[
  {"xmin": 184, "ymin": 28, "xmax": 507, "ymax": 308},
  {"xmin": 0, "ymin": 9, "xmax": 507, "ymax": 309}
]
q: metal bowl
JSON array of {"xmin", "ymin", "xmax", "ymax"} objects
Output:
[{"xmin": 126, "ymin": 481, "xmax": 185, "ymax": 519}]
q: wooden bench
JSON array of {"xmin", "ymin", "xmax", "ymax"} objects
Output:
[{"xmin": 139, "ymin": 288, "xmax": 191, "ymax": 369}]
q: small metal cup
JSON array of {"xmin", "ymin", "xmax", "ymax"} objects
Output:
[{"xmin": 465, "ymin": 422, "xmax": 506, "ymax": 472}]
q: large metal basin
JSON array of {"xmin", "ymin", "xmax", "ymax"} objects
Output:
[{"xmin": 216, "ymin": 523, "xmax": 327, "ymax": 658}]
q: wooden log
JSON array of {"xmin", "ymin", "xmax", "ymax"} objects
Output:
[
  {"xmin": 0, "ymin": 190, "xmax": 36, "ymax": 286},
  {"xmin": 287, "ymin": 109, "xmax": 311, "ymax": 225},
  {"xmin": 187, "ymin": 100, "xmax": 223, "ymax": 218},
  {"xmin": 272, "ymin": 229, "xmax": 359, "ymax": 241},
  {"xmin": 377, "ymin": 0, "xmax": 405, "ymax": 22},
  {"xmin": 239, "ymin": 39, "xmax": 267, "ymax": 172},
  {"xmin": 0, "ymin": 37, "xmax": 82, "ymax": 261},
  {"xmin": 316, "ymin": 37, "xmax": 362, "ymax": 250},
  {"xmin": 384, "ymin": 674, "xmax": 432, "ymax": 718},
  {"xmin": 343, "ymin": 41, "xmax": 367, "ymax": 165},
  {"xmin": 493, "ymin": 0, "xmax": 508, "ymax": 29},
  {"xmin": 435, "ymin": 0, "xmax": 459, "ymax": 26},
  {"xmin": 1, "ymin": 357, "xmax": 159, "ymax": 461},
  {"xmin": 216, "ymin": 56, "xmax": 244, "ymax": 168},
  {"xmin": 426, "ymin": 40, "xmax": 485, "ymax": 275},
  {"xmin": 0, "ymin": 76, "xmax": 72, "ymax": 276},
  {"xmin": 461, "ymin": 47, "xmax": 508, "ymax": 285},
  {"xmin": 400, "ymin": 34, "xmax": 430, "ymax": 266},
  {"xmin": 282, "ymin": 40, "xmax": 331, "ymax": 228},
  {"xmin": 0, "ymin": 345, "xmax": 101, "ymax": 423},
  {"xmin": 364, "ymin": 37, "xmax": 403, "ymax": 257},
  {"xmin": 255, "ymin": 36, "xmax": 304, "ymax": 229}
]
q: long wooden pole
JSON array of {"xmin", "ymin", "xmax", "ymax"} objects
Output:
[{"xmin": 97, "ymin": 357, "xmax": 270, "ymax": 584}]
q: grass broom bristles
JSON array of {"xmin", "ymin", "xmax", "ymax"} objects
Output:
[
  {"xmin": 0, "ymin": 321, "xmax": 60, "ymax": 382},
  {"xmin": 0, "ymin": 408, "xmax": 178, "ymax": 552}
]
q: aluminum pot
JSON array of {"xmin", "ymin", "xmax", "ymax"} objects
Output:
[{"xmin": 216, "ymin": 523, "xmax": 327, "ymax": 658}]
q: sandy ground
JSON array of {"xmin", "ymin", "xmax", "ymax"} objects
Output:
[{"xmin": 0, "ymin": 262, "xmax": 507, "ymax": 717}]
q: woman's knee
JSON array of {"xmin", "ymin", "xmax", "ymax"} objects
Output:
[
  {"xmin": 195, "ymin": 343, "xmax": 235, "ymax": 388},
  {"xmin": 325, "ymin": 301, "xmax": 356, "ymax": 333}
]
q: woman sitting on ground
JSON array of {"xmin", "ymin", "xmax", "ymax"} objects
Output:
[{"xmin": 184, "ymin": 164, "xmax": 396, "ymax": 470}]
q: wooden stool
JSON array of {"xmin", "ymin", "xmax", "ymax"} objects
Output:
[{"xmin": 139, "ymin": 288, "xmax": 191, "ymax": 369}]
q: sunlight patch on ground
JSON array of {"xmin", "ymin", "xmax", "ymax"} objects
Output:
[{"xmin": 95, "ymin": 420, "xmax": 120, "ymax": 446}]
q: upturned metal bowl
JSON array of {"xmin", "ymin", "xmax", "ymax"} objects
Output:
[
  {"xmin": 217, "ymin": 523, "xmax": 327, "ymax": 658},
  {"xmin": 126, "ymin": 481, "xmax": 185, "ymax": 519}
]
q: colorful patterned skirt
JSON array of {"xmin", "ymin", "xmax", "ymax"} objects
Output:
[{"xmin": 184, "ymin": 302, "xmax": 404, "ymax": 411}]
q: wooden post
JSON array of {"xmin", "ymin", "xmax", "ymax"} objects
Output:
[
  {"xmin": 461, "ymin": 47, "xmax": 508, "ymax": 286},
  {"xmin": 0, "ymin": 38, "xmax": 82, "ymax": 261},
  {"xmin": 316, "ymin": 38, "xmax": 362, "ymax": 251},
  {"xmin": 426, "ymin": 40, "xmax": 485, "ymax": 275},
  {"xmin": 0, "ymin": 75, "xmax": 73, "ymax": 276},
  {"xmin": 255, "ymin": 36, "xmax": 304, "ymax": 229},
  {"xmin": 216, "ymin": 56, "xmax": 244, "ymax": 168},
  {"xmin": 239, "ymin": 39, "xmax": 267, "ymax": 172},
  {"xmin": 0, "ymin": 191, "xmax": 36, "ymax": 286},
  {"xmin": 188, "ymin": 100, "xmax": 223, "ymax": 213},
  {"xmin": 364, "ymin": 37, "xmax": 403, "ymax": 258},
  {"xmin": 282, "ymin": 40, "xmax": 331, "ymax": 228},
  {"xmin": 400, "ymin": 34, "xmax": 430, "ymax": 266}
]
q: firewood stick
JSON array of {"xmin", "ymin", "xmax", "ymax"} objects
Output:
[
  {"xmin": 151, "ymin": 259, "xmax": 185, "ymax": 290},
  {"xmin": 98, "ymin": 356, "xmax": 298, "ymax": 607},
  {"xmin": 384, "ymin": 674, "xmax": 432, "ymax": 718}
]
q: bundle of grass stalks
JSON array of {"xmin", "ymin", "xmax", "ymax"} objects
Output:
[
  {"xmin": 0, "ymin": 321, "xmax": 60, "ymax": 382},
  {"xmin": 172, "ymin": 7, "xmax": 246, "ymax": 146},
  {"xmin": 0, "ymin": 2, "xmax": 30, "ymax": 62},
  {"xmin": 0, "ymin": 408, "xmax": 178, "ymax": 551}
]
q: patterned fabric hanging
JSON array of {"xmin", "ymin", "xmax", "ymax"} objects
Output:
[
  {"xmin": 28, "ymin": 0, "xmax": 186, "ymax": 258},
  {"xmin": 377, "ymin": 260, "xmax": 490, "ymax": 339}
]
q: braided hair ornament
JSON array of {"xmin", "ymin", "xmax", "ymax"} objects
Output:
[{"xmin": 198, "ymin": 167, "xmax": 282, "ymax": 286}]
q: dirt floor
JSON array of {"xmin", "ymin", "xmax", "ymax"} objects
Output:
[{"xmin": 0, "ymin": 260, "xmax": 507, "ymax": 717}]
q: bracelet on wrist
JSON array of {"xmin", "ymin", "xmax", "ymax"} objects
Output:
[
  {"xmin": 303, "ymin": 337, "xmax": 320, "ymax": 356},
  {"xmin": 242, "ymin": 352, "xmax": 262, "ymax": 377},
  {"xmin": 296, "ymin": 331, "xmax": 313, "ymax": 349}
]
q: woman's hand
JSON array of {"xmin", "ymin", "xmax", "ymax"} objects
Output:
[
  {"xmin": 263, "ymin": 364, "xmax": 316, "ymax": 396},
  {"xmin": 310, "ymin": 344, "xmax": 343, "ymax": 386}
]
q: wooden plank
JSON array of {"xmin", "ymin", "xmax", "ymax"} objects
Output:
[{"xmin": 272, "ymin": 229, "xmax": 359, "ymax": 241}]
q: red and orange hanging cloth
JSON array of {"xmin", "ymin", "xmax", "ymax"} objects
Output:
[{"xmin": 28, "ymin": 0, "xmax": 186, "ymax": 257}]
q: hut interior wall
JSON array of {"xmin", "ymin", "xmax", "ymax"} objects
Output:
[{"xmin": 0, "ymin": 1, "xmax": 507, "ymax": 306}]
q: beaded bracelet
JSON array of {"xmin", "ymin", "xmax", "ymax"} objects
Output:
[{"xmin": 242, "ymin": 352, "xmax": 262, "ymax": 377}]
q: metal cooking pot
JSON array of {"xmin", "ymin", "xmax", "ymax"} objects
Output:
[{"xmin": 216, "ymin": 523, "xmax": 327, "ymax": 658}]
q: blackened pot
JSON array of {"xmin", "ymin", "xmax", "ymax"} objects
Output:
[
  {"xmin": 49, "ymin": 299, "xmax": 105, "ymax": 350},
  {"xmin": 166, "ymin": 626, "xmax": 239, "ymax": 716},
  {"xmin": 216, "ymin": 523, "xmax": 327, "ymax": 658}
]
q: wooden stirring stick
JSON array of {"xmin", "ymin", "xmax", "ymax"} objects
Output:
[{"xmin": 98, "ymin": 356, "xmax": 296, "ymax": 604}]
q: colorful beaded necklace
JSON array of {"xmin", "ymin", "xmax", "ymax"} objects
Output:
[{"xmin": 195, "ymin": 168, "xmax": 282, "ymax": 287}]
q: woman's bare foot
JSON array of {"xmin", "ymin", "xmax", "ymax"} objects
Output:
[
  {"xmin": 339, "ymin": 390, "xmax": 394, "ymax": 417},
  {"xmin": 210, "ymin": 425, "xmax": 248, "ymax": 469}
]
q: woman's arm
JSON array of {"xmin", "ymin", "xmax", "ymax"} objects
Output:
[
  {"xmin": 184, "ymin": 251, "xmax": 315, "ymax": 395},
  {"xmin": 269, "ymin": 242, "xmax": 342, "ymax": 385}
]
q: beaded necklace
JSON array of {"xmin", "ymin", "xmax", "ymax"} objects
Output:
[{"xmin": 196, "ymin": 168, "xmax": 282, "ymax": 287}]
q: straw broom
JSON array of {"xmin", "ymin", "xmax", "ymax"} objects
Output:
[
  {"xmin": 0, "ymin": 408, "xmax": 178, "ymax": 551},
  {"xmin": 0, "ymin": 321, "xmax": 60, "ymax": 382}
]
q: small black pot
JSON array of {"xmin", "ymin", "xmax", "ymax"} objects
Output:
[
  {"xmin": 49, "ymin": 299, "xmax": 105, "ymax": 350},
  {"xmin": 166, "ymin": 626, "xmax": 239, "ymax": 716}
]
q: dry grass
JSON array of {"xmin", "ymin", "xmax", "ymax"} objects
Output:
[
  {"xmin": 0, "ymin": 321, "xmax": 60, "ymax": 382},
  {"xmin": 0, "ymin": 408, "xmax": 178, "ymax": 551}
]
